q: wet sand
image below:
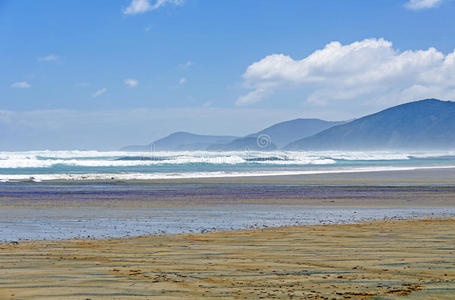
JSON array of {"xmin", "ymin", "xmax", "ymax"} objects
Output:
[
  {"xmin": 0, "ymin": 218, "xmax": 454, "ymax": 299},
  {"xmin": 1, "ymin": 168, "xmax": 455, "ymax": 241},
  {"xmin": 2, "ymin": 168, "xmax": 455, "ymax": 209},
  {"xmin": 1, "ymin": 169, "xmax": 455, "ymax": 298}
]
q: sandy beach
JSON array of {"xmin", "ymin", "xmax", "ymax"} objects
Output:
[
  {"xmin": 1, "ymin": 169, "xmax": 455, "ymax": 298},
  {"xmin": 1, "ymin": 169, "xmax": 455, "ymax": 241},
  {"xmin": 0, "ymin": 218, "xmax": 454, "ymax": 299},
  {"xmin": 4, "ymin": 0, "xmax": 455, "ymax": 298}
]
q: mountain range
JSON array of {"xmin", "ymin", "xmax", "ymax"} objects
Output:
[
  {"xmin": 121, "ymin": 132, "xmax": 237, "ymax": 151},
  {"xmin": 208, "ymin": 118, "xmax": 345, "ymax": 151},
  {"xmin": 122, "ymin": 118, "xmax": 343, "ymax": 151},
  {"xmin": 286, "ymin": 99, "xmax": 455, "ymax": 150},
  {"xmin": 122, "ymin": 99, "xmax": 455, "ymax": 151}
]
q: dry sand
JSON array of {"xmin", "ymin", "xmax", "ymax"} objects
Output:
[{"xmin": 0, "ymin": 218, "xmax": 454, "ymax": 299}]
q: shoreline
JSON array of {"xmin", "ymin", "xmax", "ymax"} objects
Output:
[
  {"xmin": 1, "ymin": 218, "xmax": 454, "ymax": 299},
  {"xmin": 2, "ymin": 168, "xmax": 455, "ymax": 241},
  {"xmin": 2, "ymin": 216, "xmax": 451, "ymax": 244},
  {"xmin": 2, "ymin": 165, "xmax": 455, "ymax": 184},
  {"xmin": 2, "ymin": 207, "xmax": 454, "ymax": 242}
]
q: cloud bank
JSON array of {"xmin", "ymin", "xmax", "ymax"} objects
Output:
[
  {"xmin": 405, "ymin": 0, "xmax": 442, "ymax": 10},
  {"xmin": 0, "ymin": 108, "xmax": 304, "ymax": 150},
  {"xmin": 124, "ymin": 0, "xmax": 184, "ymax": 15},
  {"xmin": 237, "ymin": 38, "xmax": 455, "ymax": 106}
]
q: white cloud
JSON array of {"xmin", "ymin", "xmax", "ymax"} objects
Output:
[
  {"xmin": 123, "ymin": 0, "xmax": 184, "ymax": 15},
  {"xmin": 38, "ymin": 54, "xmax": 58, "ymax": 62},
  {"xmin": 405, "ymin": 0, "xmax": 442, "ymax": 10},
  {"xmin": 179, "ymin": 77, "xmax": 187, "ymax": 85},
  {"xmin": 124, "ymin": 78, "xmax": 139, "ymax": 87},
  {"xmin": 75, "ymin": 82, "xmax": 90, "ymax": 87},
  {"xmin": 237, "ymin": 38, "xmax": 455, "ymax": 106},
  {"xmin": 180, "ymin": 61, "xmax": 193, "ymax": 69},
  {"xmin": 92, "ymin": 88, "xmax": 107, "ymax": 98},
  {"xmin": 11, "ymin": 81, "xmax": 31, "ymax": 89}
]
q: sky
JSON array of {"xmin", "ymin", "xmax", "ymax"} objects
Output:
[{"xmin": 1, "ymin": 0, "xmax": 455, "ymax": 150}]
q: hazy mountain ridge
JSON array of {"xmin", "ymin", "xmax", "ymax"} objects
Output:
[
  {"xmin": 207, "ymin": 137, "xmax": 278, "ymax": 151},
  {"xmin": 209, "ymin": 119, "xmax": 344, "ymax": 151},
  {"xmin": 285, "ymin": 99, "xmax": 455, "ymax": 150},
  {"xmin": 252, "ymin": 118, "xmax": 346, "ymax": 147},
  {"xmin": 121, "ymin": 132, "xmax": 238, "ymax": 151},
  {"xmin": 122, "ymin": 99, "xmax": 455, "ymax": 152},
  {"xmin": 122, "ymin": 119, "xmax": 343, "ymax": 151}
]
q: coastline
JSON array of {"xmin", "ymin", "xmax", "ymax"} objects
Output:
[
  {"xmin": 1, "ymin": 218, "xmax": 454, "ymax": 299},
  {"xmin": 2, "ymin": 164, "xmax": 455, "ymax": 183},
  {"xmin": 1, "ymin": 167, "xmax": 455, "ymax": 241},
  {"xmin": 1, "ymin": 168, "xmax": 454, "ymax": 297}
]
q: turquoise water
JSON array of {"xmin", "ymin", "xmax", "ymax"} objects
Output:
[{"xmin": 0, "ymin": 150, "xmax": 455, "ymax": 181}]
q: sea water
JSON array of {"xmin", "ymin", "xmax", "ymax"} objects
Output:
[
  {"xmin": 1, "ymin": 150, "xmax": 455, "ymax": 241},
  {"xmin": 0, "ymin": 150, "xmax": 455, "ymax": 182}
]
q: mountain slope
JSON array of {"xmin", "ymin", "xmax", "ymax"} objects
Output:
[
  {"xmin": 210, "ymin": 119, "xmax": 344, "ymax": 151},
  {"xmin": 285, "ymin": 99, "xmax": 455, "ymax": 150},
  {"xmin": 121, "ymin": 132, "xmax": 238, "ymax": 151},
  {"xmin": 208, "ymin": 137, "xmax": 277, "ymax": 151}
]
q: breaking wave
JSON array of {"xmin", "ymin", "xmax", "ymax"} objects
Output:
[
  {"xmin": 0, "ymin": 150, "xmax": 342, "ymax": 168},
  {"xmin": 0, "ymin": 150, "xmax": 454, "ymax": 182}
]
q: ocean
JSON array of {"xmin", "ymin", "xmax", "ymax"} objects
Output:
[
  {"xmin": 2, "ymin": 149, "xmax": 455, "ymax": 241},
  {"xmin": 1, "ymin": 150, "xmax": 455, "ymax": 182}
]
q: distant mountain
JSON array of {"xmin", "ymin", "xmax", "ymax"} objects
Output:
[
  {"xmin": 253, "ymin": 118, "xmax": 346, "ymax": 147},
  {"xmin": 208, "ymin": 137, "xmax": 277, "ymax": 151},
  {"xmin": 121, "ymin": 144, "xmax": 152, "ymax": 152},
  {"xmin": 209, "ymin": 118, "xmax": 344, "ymax": 151},
  {"xmin": 285, "ymin": 99, "xmax": 455, "ymax": 150},
  {"xmin": 121, "ymin": 132, "xmax": 238, "ymax": 151}
]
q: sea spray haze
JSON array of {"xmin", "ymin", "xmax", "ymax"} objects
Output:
[
  {"xmin": 1, "ymin": 99, "xmax": 455, "ymax": 182},
  {"xmin": 1, "ymin": 149, "xmax": 455, "ymax": 182}
]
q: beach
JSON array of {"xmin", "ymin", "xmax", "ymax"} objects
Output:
[
  {"xmin": 4, "ymin": 0, "xmax": 455, "ymax": 298},
  {"xmin": 1, "ymin": 218, "xmax": 454, "ymax": 299},
  {"xmin": 1, "ymin": 169, "xmax": 455, "ymax": 241},
  {"xmin": 1, "ymin": 169, "xmax": 455, "ymax": 298}
]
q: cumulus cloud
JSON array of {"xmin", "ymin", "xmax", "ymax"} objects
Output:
[
  {"xmin": 123, "ymin": 0, "xmax": 184, "ymax": 15},
  {"xmin": 38, "ymin": 54, "xmax": 58, "ymax": 62},
  {"xmin": 237, "ymin": 38, "xmax": 455, "ymax": 106},
  {"xmin": 11, "ymin": 81, "xmax": 31, "ymax": 89},
  {"xmin": 405, "ymin": 0, "xmax": 442, "ymax": 10},
  {"xmin": 92, "ymin": 88, "xmax": 107, "ymax": 98},
  {"xmin": 124, "ymin": 78, "xmax": 139, "ymax": 87}
]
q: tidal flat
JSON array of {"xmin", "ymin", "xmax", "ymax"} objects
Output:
[
  {"xmin": 1, "ymin": 168, "xmax": 455, "ymax": 241},
  {"xmin": 0, "ymin": 168, "xmax": 454, "ymax": 298},
  {"xmin": 0, "ymin": 218, "xmax": 454, "ymax": 299}
]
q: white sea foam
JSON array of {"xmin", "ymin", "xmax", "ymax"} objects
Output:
[
  {"xmin": 0, "ymin": 151, "xmax": 338, "ymax": 168},
  {"xmin": 1, "ymin": 165, "xmax": 455, "ymax": 182},
  {"xmin": 0, "ymin": 149, "xmax": 454, "ymax": 182},
  {"xmin": 1, "ymin": 149, "xmax": 454, "ymax": 169}
]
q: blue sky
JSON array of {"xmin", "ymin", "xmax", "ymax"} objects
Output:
[{"xmin": 1, "ymin": 0, "xmax": 455, "ymax": 149}]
